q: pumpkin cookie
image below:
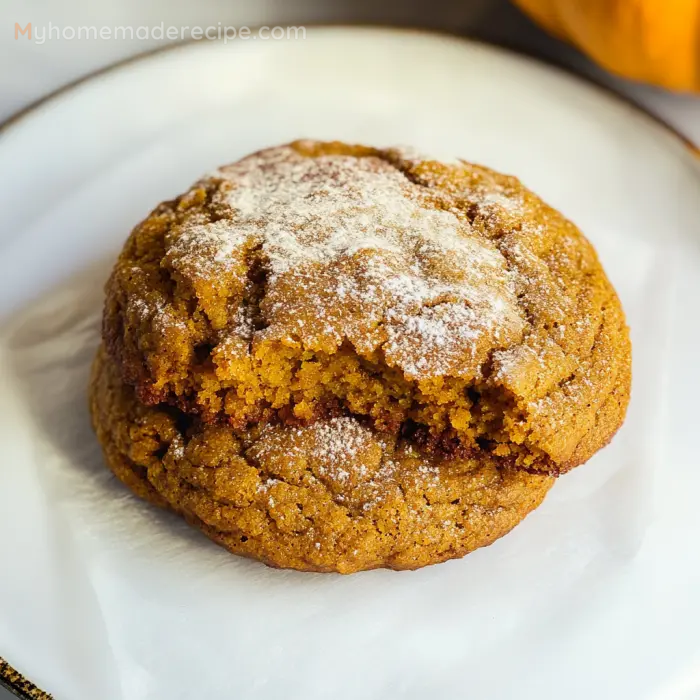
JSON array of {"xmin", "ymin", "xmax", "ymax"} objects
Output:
[
  {"xmin": 90, "ymin": 346, "xmax": 554, "ymax": 573},
  {"xmin": 102, "ymin": 140, "xmax": 631, "ymax": 475}
]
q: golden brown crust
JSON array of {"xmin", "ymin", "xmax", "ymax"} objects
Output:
[
  {"xmin": 101, "ymin": 140, "xmax": 631, "ymax": 475},
  {"xmin": 90, "ymin": 347, "xmax": 554, "ymax": 573}
]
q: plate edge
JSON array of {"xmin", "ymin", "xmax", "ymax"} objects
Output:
[
  {"xmin": 0, "ymin": 657, "xmax": 53, "ymax": 700},
  {"xmin": 1, "ymin": 24, "xmax": 698, "ymax": 156}
]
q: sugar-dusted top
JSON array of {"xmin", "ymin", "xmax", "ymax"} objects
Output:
[{"xmin": 171, "ymin": 142, "xmax": 527, "ymax": 379}]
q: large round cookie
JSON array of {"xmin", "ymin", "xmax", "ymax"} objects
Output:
[
  {"xmin": 90, "ymin": 347, "xmax": 554, "ymax": 573},
  {"xmin": 102, "ymin": 140, "xmax": 631, "ymax": 475}
]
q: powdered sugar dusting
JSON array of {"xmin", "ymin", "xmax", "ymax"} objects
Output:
[
  {"xmin": 129, "ymin": 294, "xmax": 187, "ymax": 334},
  {"xmin": 252, "ymin": 417, "xmax": 441, "ymax": 511},
  {"xmin": 218, "ymin": 146, "xmax": 474, "ymax": 277},
  {"xmin": 166, "ymin": 220, "xmax": 249, "ymax": 279},
  {"xmin": 306, "ymin": 417, "xmax": 374, "ymax": 472},
  {"xmin": 480, "ymin": 191, "xmax": 520, "ymax": 212},
  {"xmin": 163, "ymin": 143, "xmax": 528, "ymax": 380}
]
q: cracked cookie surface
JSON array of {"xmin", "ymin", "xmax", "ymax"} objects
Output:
[
  {"xmin": 90, "ymin": 347, "xmax": 554, "ymax": 573},
  {"xmin": 102, "ymin": 140, "xmax": 631, "ymax": 475}
]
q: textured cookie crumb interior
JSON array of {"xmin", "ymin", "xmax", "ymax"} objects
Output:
[
  {"xmin": 197, "ymin": 339, "xmax": 546, "ymax": 468},
  {"xmin": 129, "ymin": 253, "xmax": 551, "ymax": 468}
]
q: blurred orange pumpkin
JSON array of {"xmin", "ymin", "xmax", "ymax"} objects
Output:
[{"xmin": 513, "ymin": 0, "xmax": 700, "ymax": 92}]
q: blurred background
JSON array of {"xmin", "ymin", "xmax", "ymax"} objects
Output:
[{"xmin": 2, "ymin": 0, "xmax": 700, "ymax": 142}]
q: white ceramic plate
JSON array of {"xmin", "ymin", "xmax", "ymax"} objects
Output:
[{"xmin": 1, "ymin": 28, "xmax": 699, "ymax": 700}]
